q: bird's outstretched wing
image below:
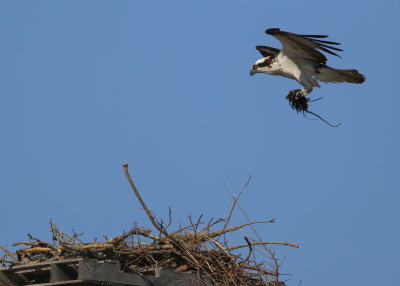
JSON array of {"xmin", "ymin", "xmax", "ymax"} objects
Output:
[
  {"xmin": 255, "ymin": 46, "xmax": 280, "ymax": 57},
  {"xmin": 265, "ymin": 28, "xmax": 343, "ymax": 64}
]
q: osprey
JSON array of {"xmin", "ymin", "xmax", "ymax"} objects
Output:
[{"xmin": 250, "ymin": 28, "xmax": 365, "ymax": 116}]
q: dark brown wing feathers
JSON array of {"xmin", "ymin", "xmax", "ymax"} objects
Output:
[
  {"xmin": 310, "ymin": 39, "xmax": 341, "ymax": 45},
  {"xmin": 303, "ymin": 36, "xmax": 343, "ymax": 56},
  {"xmin": 316, "ymin": 43, "xmax": 342, "ymax": 52},
  {"xmin": 255, "ymin": 46, "xmax": 280, "ymax": 57},
  {"xmin": 265, "ymin": 28, "xmax": 343, "ymax": 61},
  {"xmin": 317, "ymin": 46, "xmax": 341, "ymax": 57},
  {"xmin": 300, "ymin": 34, "xmax": 329, "ymax": 38}
]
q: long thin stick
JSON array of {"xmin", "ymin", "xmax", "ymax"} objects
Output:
[
  {"xmin": 0, "ymin": 245, "xmax": 18, "ymax": 262},
  {"xmin": 208, "ymin": 220, "xmax": 275, "ymax": 239},
  {"xmin": 222, "ymin": 175, "xmax": 252, "ymax": 231},
  {"xmin": 122, "ymin": 163, "xmax": 207, "ymax": 274},
  {"xmin": 305, "ymin": 110, "xmax": 341, "ymax": 127},
  {"xmin": 226, "ymin": 241, "xmax": 300, "ymax": 251},
  {"xmin": 123, "ymin": 163, "xmax": 165, "ymax": 235}
]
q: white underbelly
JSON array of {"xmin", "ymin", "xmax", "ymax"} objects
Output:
[
  {"xmin": 276, "ymin": 55, "xmax": 318, "ymax": 88},
  {"xmin": 275, "ymin": 55, "xmax": 301, "ymax": 80}
]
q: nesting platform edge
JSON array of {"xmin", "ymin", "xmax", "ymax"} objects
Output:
[{"xmin": 0, "ymin": 258, "xmax": 208, "ymax": 286}]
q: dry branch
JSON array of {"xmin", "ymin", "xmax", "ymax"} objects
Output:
[
  {"xmin": 0, "ymin": 245, "xmax": 17, "ymax": 263},
  {"xmin": 0, "ymin": 164, "xmax": 299, "ymax": 286},
  {"xmin": 123, "ymin": 163, "xmax": 166, "ymax": 235},
  {"xmin": 225, "ymin": 241, "xmax": 300, "ymax": 251}
]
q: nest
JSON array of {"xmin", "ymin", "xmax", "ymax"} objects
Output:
[
  {"xmin": 286, "ymin": 89, "xmax": 310, "ymax": 113},
  {"xmin": 0, "ymin": 164, "xmax": 299, "ymax": 286}
]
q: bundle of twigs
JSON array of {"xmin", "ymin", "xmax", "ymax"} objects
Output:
[{"xmin": 0, "ymin": 163, "xmax": 299, "ymax": 286}]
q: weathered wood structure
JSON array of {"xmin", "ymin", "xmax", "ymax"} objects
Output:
[
  {"xmin": 0, "ymin": 258, "xmax": 286, "ymax": 286},
  {"xmin": 0, "ymin": 258, "xmax": 210, "ymax": 286}
]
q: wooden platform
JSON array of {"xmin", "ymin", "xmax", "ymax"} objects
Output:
[
  {"xmin": 0, "ymin": 259, "xmax": 285, "ymax": 286},
  {"xmin": 0, "ymin": 258, "xmax": 208, "ymax": 286}
]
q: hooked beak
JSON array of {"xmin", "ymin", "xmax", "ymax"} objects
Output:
[{"xmin": 250, "ymin": 69, "xmax": 256, "ymax": 76}]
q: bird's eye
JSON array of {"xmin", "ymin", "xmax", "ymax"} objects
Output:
[{"xmin": 253, "ymin": 65, "xmax": 257, "ymax": 69}]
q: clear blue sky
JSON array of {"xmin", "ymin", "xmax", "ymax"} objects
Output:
[{"xmin": 1, "ymin": 1, "xmax": 399, "ymax": 285}]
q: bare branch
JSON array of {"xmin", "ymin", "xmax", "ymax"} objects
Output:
[
  {"xmin": 208, "ymin": 220, "xmax": 275, "ymax": 238},
  {"xmin": 226, "ymin": 241, "xmax": 300, "ymax": 251},
  {"xmin": 0, "ymin": 245, "xmax": 17, "ymax": 262},
  {"xmin": 123, "ymin": 163, "xmax": 166, "ymax": 235}
]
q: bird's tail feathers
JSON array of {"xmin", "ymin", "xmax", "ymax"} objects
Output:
[{"xmin": 316, "ymin": 66, "xmax": 365, "ymax": 84}]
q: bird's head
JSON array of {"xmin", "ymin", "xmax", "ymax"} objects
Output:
[{"xmin": 250, "ymin": 56, "xmax": 274, "ymax": 76}]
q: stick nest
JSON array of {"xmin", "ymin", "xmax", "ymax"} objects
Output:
[{"xmin": 0, "ymin": 164, "xmax": 299, "ymax": 286}]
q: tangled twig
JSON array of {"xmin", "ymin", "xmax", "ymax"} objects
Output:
[
  {"xmin": 0, "ymin": 164, "xmax": 298, "ymax": 286},
  {"xmin": 286, "ymin": 90, "xmax": 341, "ymax": 127},
  {"xmin": 304, "ymin": 110, "xmax": 341, "ymax": 127}
]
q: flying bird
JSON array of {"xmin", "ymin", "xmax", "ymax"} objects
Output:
[{"xmin": 250, "ymin": 28, "xmax": 365, "ymax": 125}]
